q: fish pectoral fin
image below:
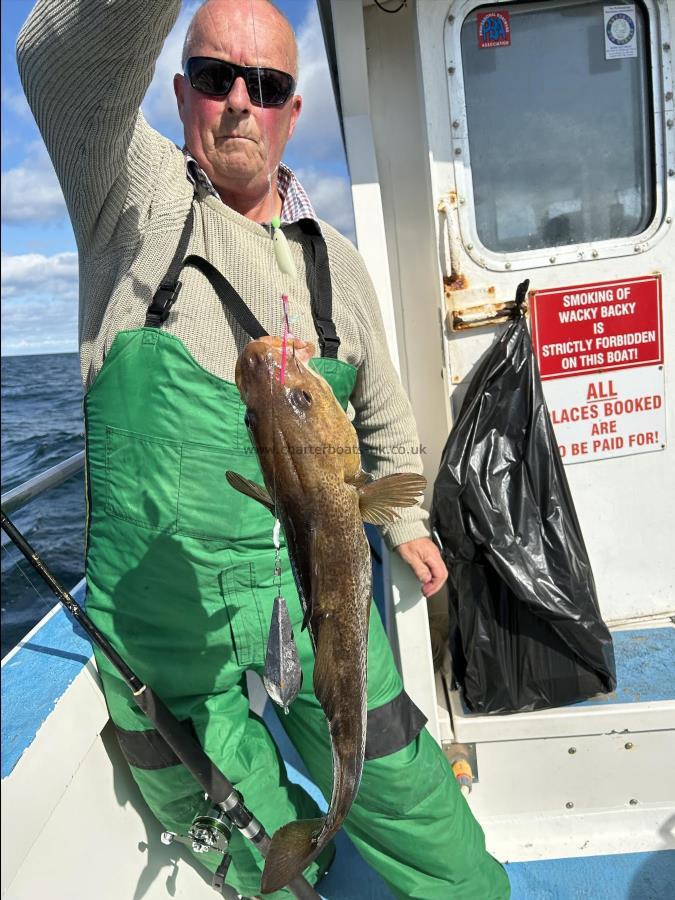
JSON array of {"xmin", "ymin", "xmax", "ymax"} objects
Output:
[
  {"xmin": 225, "ymin": 471, "xmax": 274, "ymax": 513},
  {"xmin": 357, "ymin": 472, "xmax": 427, "ymax": 526},
  {"xmin": 348, "ymin": 468, "xmax": 372, "ymax": 488}
]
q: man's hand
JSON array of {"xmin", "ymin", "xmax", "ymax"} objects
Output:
[{"xmin": 395, "ymin": 537, "xmax": 448, "ymax": 598}]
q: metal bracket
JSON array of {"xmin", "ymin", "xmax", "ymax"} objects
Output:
[{"xmin": 445, "ymin": 283, "xmax": 529, "ymax": 331}]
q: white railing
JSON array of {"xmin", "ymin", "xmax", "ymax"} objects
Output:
[{"xmin": 1, "ymin": 451, "xmax": 85, "ymax": 515}]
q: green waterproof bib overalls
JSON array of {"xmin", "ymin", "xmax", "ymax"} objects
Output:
[{"xmin": 84, "ymin": 204, "xmax": 510, "ymax": 899}]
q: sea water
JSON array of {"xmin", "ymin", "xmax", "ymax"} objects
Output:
[{"xmin": 1, "ymin": 352, "xmax": 85, "ymax": 657}]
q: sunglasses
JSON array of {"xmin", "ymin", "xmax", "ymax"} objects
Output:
[{"xmin": 185, "ymin": 56, "xmax": 296, "ymax": 108}]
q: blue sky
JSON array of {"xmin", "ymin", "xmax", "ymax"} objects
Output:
[{"xmin": 1, "ymin": 0, "xmax": 353, "ymax": 356}]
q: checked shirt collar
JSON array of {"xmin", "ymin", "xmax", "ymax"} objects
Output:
[{"xmin": 184, "ymin": 149, "xmax": 320, "ymax": 232}]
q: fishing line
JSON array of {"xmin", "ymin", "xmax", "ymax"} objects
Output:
[
  {"xmin": 248, "ymin": 0, "xmax": 284, "ymax": 580},
  {"xmin": 247, "ymin": 0, "xmax": 297, "ymax": 354},
  {"xmin": 1, "ymin": 538, "xmax": 51, "ymax": 606},
  {"xmin": 247, "ymin": 6, "xmax": 305, "ymax": 714},
  {"xmin": 249, "ymin": 0, "xmax": 274, "ymax": 218},
  {"xmin": 373, "ymin": 0, "xmax": 407, "ymax": 13}
]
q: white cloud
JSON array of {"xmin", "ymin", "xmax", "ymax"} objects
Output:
[
  {"xmin": 291, "ymin": 2, "xmax": 344, "ymax": 162},
  {"xmin": 0, "ymin": 318, "xmax": 78, "ymax": 356},
  {"xmin": 1, "ymin": 252, "xmax": 79, "ymax": 355},
  {"xmin": 1, "ymin": 251, "xmax": 78, "ymax": 300},
  {"xmin": 1, "ymin": 85, "xmax": 33, "ymax": 121},
  {"xmin": 0, "ymin": 300, "xmax": 78, "ymax": 356},
  {"xmin": 1, "ymin": 143, "xmax": 68, "ymax": 224},
  {"xmin": 295, "ymin": 166, "xmax": 355, "ymax": 240}
]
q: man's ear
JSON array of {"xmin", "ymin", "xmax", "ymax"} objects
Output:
[
  {"xmin": 174, "ymin": 73, "xmax": 186, "ymax": 124},
  {"xmin": 286, "ymin": 94, "xmax": 302, "ymax": 142}
]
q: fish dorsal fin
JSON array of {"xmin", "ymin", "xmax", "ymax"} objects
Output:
[
  {"xmin": 225, "ymin": 471, "xmax": 274, "ymax": 513},
  {"xmin": 357, "ymin": 473, "xmax": 426, "ymax": 526}
]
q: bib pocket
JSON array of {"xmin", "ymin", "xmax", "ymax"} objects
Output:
[
  {"xmin": 105, "ymin": 426, "xmax": 181, "ymax": 531},
  {"xmin": 105, "ymin": 426, "xmax": 250, "ymax": 540},
  {"xmin": 177, "ymin": 443, "xmax": 250, "ymax": 541}
]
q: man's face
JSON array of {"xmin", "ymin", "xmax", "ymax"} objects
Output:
[{"xmin": 174, "ymin": 0, "xmax": 301, "ymax": 198}]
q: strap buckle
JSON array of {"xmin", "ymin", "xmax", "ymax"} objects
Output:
[
  {"xmin": 145, "ymin": 279, "xmax": 182, "ymax": 327},
  {"xmin": 315, "ymin": 320, "xmax": 340, "ymax": 358}
]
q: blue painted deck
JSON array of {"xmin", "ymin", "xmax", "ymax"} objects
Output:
[
  {"xmin": 579, "ymin": 627, "xmax": 675, "ymax": 706},
  {"xmin": 1, "ymin": 585, "xmax": 90, "ymax": 778},
  {"xmin": 506, "ymin": 849, "xmax": 675, "ymax": 900},
  {"xmin": 457, "ymin": 626, "xmax": 675, "ymax": 716}
]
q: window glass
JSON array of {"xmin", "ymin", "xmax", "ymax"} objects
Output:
[{"xmin": 460, "ymin": 1, "xmax": 654, "ymax": 253}]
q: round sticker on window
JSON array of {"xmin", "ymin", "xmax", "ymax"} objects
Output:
[
  {"xmin": 606, "ymin": 12, "xmax": 635, "ymax": 46},
  {"xmin": 604, "ymin": 5, "xmax": 637, "ymax": 59}
]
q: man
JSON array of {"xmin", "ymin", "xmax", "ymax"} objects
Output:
[{"xmin": 18, "ymin": 1, "xmax": 509, "ymax": 897}]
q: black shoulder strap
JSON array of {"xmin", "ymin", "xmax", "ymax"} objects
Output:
[
  {"xmin": 146, "ymin": 201, "xmax": 340, "ymax": 353},
  {"xmin": 308, "ymin": 233, "xmax": 340, "ymax": 359},
  {"xmin": 183, "ymin": 255, "xmax": 268, "ymax": 340},
  {"xmin": 145, "ymin": 205, "xmax": 195, "ymax": 327}
]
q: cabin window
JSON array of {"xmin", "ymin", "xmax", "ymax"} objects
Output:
[{"xmin": 459, "ymin": 1, "xmax": 655, "ymax": 253}]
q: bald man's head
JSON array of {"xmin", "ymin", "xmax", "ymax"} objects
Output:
[
  {"xmin": 181, "ymin": 0, "xmax": 298, "ymax": 77},
  {"xmin": 173, "ymin": 0, "xmax": 303, "ymax": 220}
]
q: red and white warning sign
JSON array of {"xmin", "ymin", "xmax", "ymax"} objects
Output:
[{"xmin": 531, "ymin": 275, "xmax": 666, "ymax": 464}]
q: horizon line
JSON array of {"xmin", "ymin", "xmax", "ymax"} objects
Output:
[{"xmin": 1, "ymin": 349, "xmax": 78, "ymax": 359}]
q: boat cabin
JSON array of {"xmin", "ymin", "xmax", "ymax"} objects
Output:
[{"xmin": 2, "ymin": 1, "xmax": 674, "ymax": 897}]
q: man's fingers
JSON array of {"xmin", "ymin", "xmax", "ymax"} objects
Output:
[
  {"xmin": 418, "ymin": 547, "xmax": 448, "ymax": 596},
  {"xmin": 408, "ymin": 557, "xmax": 432, "ymax": 585},
  {"xmin": 395, "ymin": 537, "xmax": 449, "ymax": 596},
  {"xmin": 421, "ymin": 564, "xmax": 447, "ymax": 596}
]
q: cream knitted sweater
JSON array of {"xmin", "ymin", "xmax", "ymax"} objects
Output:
[{"xmin": 17, "ymin": 0, "xmax": 428, "ymax": 549}]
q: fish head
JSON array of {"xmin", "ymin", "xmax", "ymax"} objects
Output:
[{"xmin": 235, "ymin": 337, "xmax": 361, "ymax": 488}]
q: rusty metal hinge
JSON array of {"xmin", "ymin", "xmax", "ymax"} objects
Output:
[{"xmin": 445, "ymin": 282, "xmax": 528, "ymax": 331}]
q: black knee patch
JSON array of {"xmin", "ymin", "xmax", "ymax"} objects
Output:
[{"xmin": 365, "ymin": 690, "xmax": 427, "ymax": 760}]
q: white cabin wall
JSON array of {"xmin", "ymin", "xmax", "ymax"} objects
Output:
[
  {"xmin": 361, "ymin": 0, "xmax": 452, "ymax": 500},
  {"xmin": 329, "ymin": 0, "xmax": 401, "ymax": 373},
  {"xmin": 329, "ymin": 0, "xmax": 442, "ymax": 737},
  {"xmin": 414, "ymin": 0, "xmax": 675, "ymax": 623}
]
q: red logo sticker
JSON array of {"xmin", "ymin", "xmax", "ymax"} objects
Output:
[{"xmin": 477, "ymin": 11, "xmax": 511, "ymax": 49}]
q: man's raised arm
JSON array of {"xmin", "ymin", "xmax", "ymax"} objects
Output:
[{"xmin": 17, "ymin": 0, "xmax": 182, "ymax": 247}]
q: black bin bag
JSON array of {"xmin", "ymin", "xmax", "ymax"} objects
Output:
[{"xmin": 431, "ymin": 283, "xmax": 616, "ymax": 714}]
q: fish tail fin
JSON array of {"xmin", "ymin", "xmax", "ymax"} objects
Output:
[{"xmin": 260, "ymin": 817, "xmax": 326, "ymax": 894}]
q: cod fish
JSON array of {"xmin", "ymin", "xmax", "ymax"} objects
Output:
[{"xmin": 227, "ymin": 337, "xmax": 425, "ymax": 894}]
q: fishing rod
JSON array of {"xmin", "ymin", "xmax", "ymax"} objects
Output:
[{"xmin": 1, "ymin": 510, "xmax": 321, "ymax": 900}]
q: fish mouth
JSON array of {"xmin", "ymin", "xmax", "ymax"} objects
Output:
[{"xmin": 236, "ymin": 339, "xmax": 309, "ymax": 395}]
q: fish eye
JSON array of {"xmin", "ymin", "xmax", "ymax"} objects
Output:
[{"xmin": 292, "ymin": 389, "xmax": 312, "ymax": 408}]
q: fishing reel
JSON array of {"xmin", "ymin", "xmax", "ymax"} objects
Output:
[{"xmin": 161, "ymin": 805, "xmax": 236, "ymax": 896}]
